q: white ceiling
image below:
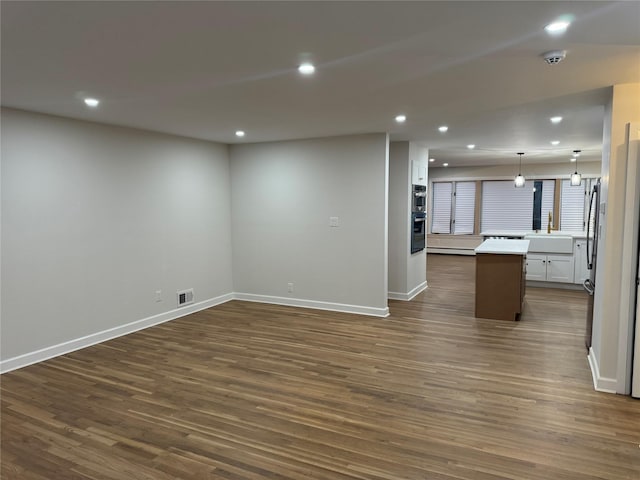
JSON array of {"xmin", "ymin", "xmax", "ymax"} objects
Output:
[{"xmin": 2, "ymin": 1, "xmax": 639, "ymax": 167}]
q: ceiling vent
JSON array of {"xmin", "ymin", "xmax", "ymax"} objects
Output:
[{"xmin": 542, "ymin": 50, "xmax": 567, "ymax": 65}]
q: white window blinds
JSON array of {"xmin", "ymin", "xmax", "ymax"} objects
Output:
[
  {"xmin": 560, "ymin": 179, "xmax": 586, "ymax": 231},
  {"xmin": 431, "ymin": 182, "xmax": 452, "ymax": 233},
  {"xmin": 453, "ymin": 182, "xmax": 476, "ymax": 234},
  {"xmin": 481, "ymin": 180, "xmax": 533, "ymax": 231}
]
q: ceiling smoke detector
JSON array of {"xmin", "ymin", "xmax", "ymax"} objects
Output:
[{"xmin": 542, "ymin": 50, "xmax": 567, "ymax": 65}]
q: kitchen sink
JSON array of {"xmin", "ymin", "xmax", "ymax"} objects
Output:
[{"xmin": 524, "ymin": 235, "xmax": 573, "ymax": 253}]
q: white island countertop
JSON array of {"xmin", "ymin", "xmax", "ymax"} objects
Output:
[{"xmin": 475, "ymin": 239, "xmax": 530, "ymax": 255}]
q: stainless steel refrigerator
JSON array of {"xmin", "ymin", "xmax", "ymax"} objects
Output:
[{"xmin": 583, "ymin": 179, "xmax": 601, "ymax": 350}]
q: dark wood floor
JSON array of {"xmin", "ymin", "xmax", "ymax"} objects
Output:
[{"xmin": 2, "ymin": 254, "xmax": 639, "ymax": 479}]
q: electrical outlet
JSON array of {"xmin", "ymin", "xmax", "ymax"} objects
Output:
[
  {"xmin": 155, "ymin": 290, "xmax": 162, "ymax": 302},
  {"xmin": 287, "ymin": 282, "xmax": 294, "ymax": 293},
  {"xmin": 329, "ymin": 216, "xmax": 339, "ymax": 227}
]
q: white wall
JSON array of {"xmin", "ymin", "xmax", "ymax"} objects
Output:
[
  {"xmin": 230, "ymin": 134, "xmax": 389, "ymax": 315},
  {"xmin": 389, "ymin": 142, "xmax": 429, "ymax": 300},
  {"xmin": 388, "ymin": 142, "xmax": 427, "ymax": 300},
  {"xmin": 591, "ymin": 90, "xmax": 613, "ymax": 389},
  {"xmin": 388, "ymin": 142, "xmax": 411, "ymax": 296},
  {"xmin": 407, "ymin": 143, "xmax": 428, "ymax": 295},
  {"xmin": 1, "ymin": 108, "xmax": 233, "ymax": 365},
  {"xmin": 591, "ymin": 83, "xmax": 640, "ymax": 393}
]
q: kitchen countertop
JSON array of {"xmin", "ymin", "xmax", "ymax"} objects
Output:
[
  {"xmin": 475, "ymin": 239, "xmax": 530, "ymax": 255},
  {"xmin": 480, "ymin": 230, "xmax": 588, "ymax": 239}
]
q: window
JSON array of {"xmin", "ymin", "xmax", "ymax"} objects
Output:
[
  {"xmin": 482, "ymin": 180, "xmax": 556, "ymax": 231},
  {"xmin": 431, "ymin": 182, "xmax": 476, "ymax": 234},
  {"xmin": 587, "ymin": 180, "xmax": 596, "ymax": 234},
  {"xmin": 431, "ymin": 182, "xmax": 452, "ymax": 233},
  {"xmin": 560, "ymin": 179, "xmax": 587, "ymax": 231},
  {"xmin": 482, "ymin": 181, "xmax": 533, "ymax": 231},
  {"xmin": 425, "ymin": 178, "xmax": 606, "ymax": 234},
  {"xmin": 533, "ymin": 179, "xmax": 556, "ymax": 230},
  {"xmin": 453, "ymin": 182, "xmax": 476, "ymax": 234},
  {"xmin": 482, "ymin": 180, "xmax": 557, "ymax": 232},
  {"xmin": 560, "ymin": 178, "xmax": 596, "ymax": 232}
]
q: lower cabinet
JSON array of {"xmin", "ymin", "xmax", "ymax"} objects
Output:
[{"xmin": 526, "ymin": 254, "xmax": 574, "ymax": 283}]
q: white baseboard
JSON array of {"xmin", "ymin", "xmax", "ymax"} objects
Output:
[
  {"xmin": 233, "ymin": 292, "xmax": 390, "ymax": 318},
  {"xmin": 526, "ymin": 280, "xmax": 583, "ymax": 291},
  {"xmin": 0, "ymin": 293, "xmax": 234, "ymax": 374},
  {"xmin": 388, "ymin": 281, "xmax": 428, "ymax": 301},
  {"xmin": 1, "ymin": 291, "xmax": 390, "ymax": 374},
  {"xmin": 587, "ymin": 347, "xmax": 618, "ymax": 394}
]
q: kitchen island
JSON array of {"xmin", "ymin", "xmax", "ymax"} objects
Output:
[{"xmin": 475, "ymin": 239, "xmax": 530, "ymax": 321}]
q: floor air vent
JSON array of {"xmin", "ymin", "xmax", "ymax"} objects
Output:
[{"xmin": 177, "ymin": 288, "xmax": 194, "ymax": 307}]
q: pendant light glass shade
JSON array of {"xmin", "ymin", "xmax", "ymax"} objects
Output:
[
  {"xmin": 514, "ymin": 152, "xmax": 525, "ymax": 188},
  {"xmin": 570, "ymin": 172, "xmax": 582, "ymax": 186},
  {"xmin": 570, "ymin": 150, "xmax": 582, "ymax": 186}
]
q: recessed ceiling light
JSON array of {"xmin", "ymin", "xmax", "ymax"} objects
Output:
[
  {"xmin": 443, "ymin": 163, "xmax": 449, "ymax": 167},
  {"xmin": 429, "ymin": 158, "xmax": 435, "ymax": 163},
  {"xmin": 551, "ymin": 140, "xmax": 560, "ymax": 145},
  {"xmin": 395, "ymin": 114, "xmax": 406, "ymax": 123},
  {"xmin": 550, "ymin": 116, "xmax": 563, "ymax": 124},
  {"xmin": 235, "ymin": 130, "xmax": 245, "ymax": 137},
  {"xmin": 298, "ymin": 62, "xmax": 315, "ymax": 75},
  {"xmin": 438, "ymin": 125, "xmax": 448, "ymax": 133},
  {"xmin": 467, "ymin": 144, "xmax": 475, "ymax": 149},
  {"xmin": 570, "ymin": 158, "xmax": 576, "ymax": 162},
  {"xmin": 84, "ymin": 98, "xmax": 99, "ymax": 107},
  {"xmin": 545, "ymin": 20, "xmax": 571, "ymax": 35}
]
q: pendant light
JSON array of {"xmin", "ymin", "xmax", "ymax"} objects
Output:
[
  {"xmin": 514, "ymin": 152, "xmax": 525, "ymax": 187},
  {"xmin": 570, "ymin": 150, "xmax": 582, "ymax": 186}
]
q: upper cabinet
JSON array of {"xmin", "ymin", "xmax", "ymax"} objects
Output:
[
  {"xmin": 409, "ymin": 142, "xmax": 429, "ymax": 186},
  {"xmin": 411, "ymin": 160, "xmax": 427, "ymax": 185}
]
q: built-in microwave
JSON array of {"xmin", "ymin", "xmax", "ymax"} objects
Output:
[
  {"xmin": 411, "ymin": 212, "xmax": 426, "ymax": 253},
  {"xmin": 412, "ymin": 184, "xmax": 427, "ymax": 212}
]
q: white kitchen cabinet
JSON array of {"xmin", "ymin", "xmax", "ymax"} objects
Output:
[
  {"xmin": 526, "ymin": 254, "xmax": 574, "ymax": 283},
  {"xmin": 525, "ymin": 255, "xmax": 547, "ymax": 281},
  {"xmin": 573, "ymin": 239, "xmax": 590, "ymax": 285},
  {"xmin": 547, "ymin": 255, "xmax": 575, "ymax": 282},
  {"xmin": 411, "ymin": 159, "xmax": 427, "ymax": 186}
]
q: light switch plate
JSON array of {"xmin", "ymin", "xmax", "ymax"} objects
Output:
[{"xmin": 329, "ymin": 216, "xmax": 339, "ymax": 227}]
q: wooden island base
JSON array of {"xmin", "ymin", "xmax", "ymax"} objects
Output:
[
  {"xmin": 475, "ymin": 253, "xmax": 526, "ymax": 321},
  {"xmin": 474, "ymin": 239, "xmax": 529, "ymax": 321}
]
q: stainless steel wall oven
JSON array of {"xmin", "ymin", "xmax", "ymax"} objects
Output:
[
  {"xmin": 412, "ymin": 184, "xmax": 427, "ymax": 212},
  {"xmin": 411, "ymin": 212, "xmax": 426, "ymax": 253}
]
